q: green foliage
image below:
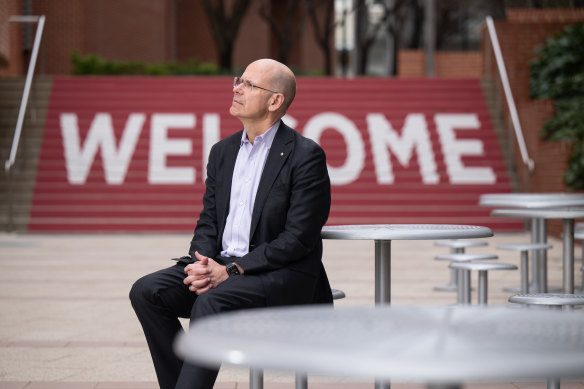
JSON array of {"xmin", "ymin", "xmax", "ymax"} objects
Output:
[
  {"xmin": 530, "ymin": 23, "xmax": 584, "ymax": 190},
  {"xmin": 70, "ymin": 51, "xmax": 223, "ymax": 76}
]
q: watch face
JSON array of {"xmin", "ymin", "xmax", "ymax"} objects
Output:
[{"xmin": 227, "ymin": 263, "xmax": 240, "ymax": 276}]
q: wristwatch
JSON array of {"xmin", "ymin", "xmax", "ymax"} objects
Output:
[{"xmin": 226, "ymin": 262, "xmax": 240, "ymax": 277}]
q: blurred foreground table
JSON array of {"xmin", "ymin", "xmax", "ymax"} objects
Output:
[
  {"xmin": 321, "ymin": 224, "xmax": 493, "ymax": 305},
  {"xmin": 175, "ymin": 305, "xmax": 584, "ymax": 389}
]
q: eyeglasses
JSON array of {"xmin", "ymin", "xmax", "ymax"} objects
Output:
[{"xmin": 233, "ymin": 76, "xmax": 279, "ymax": 94}]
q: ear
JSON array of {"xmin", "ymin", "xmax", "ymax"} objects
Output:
[{"xmin": 267, "ymin": 93, "xmax": 285, "ymax": 112}]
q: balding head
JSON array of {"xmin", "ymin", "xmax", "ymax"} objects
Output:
[{"xmin": 249, "ymin": 59, "xmax": 296, "ymax": 113}]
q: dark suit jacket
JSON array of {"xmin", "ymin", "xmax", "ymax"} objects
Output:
[{"xmin": 188, "ymin": 121, "xmax": 333, "ymax": 306}]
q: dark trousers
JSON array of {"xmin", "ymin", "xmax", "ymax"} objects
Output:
[{"xmin": 129, "ymin": 263, "xmax": 267, "ymax": 389}]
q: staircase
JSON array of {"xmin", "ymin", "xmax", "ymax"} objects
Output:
[
  {"xmin": 0, "ymin": 76, "xmax": 52, "ymax": 232},
  {"xmin": 2, "ymin": 76, "xmax": 523, "ymax": 232},
  {"xmin": 480, "ymin": 76, "xmax": 521, "ymax": 193}
]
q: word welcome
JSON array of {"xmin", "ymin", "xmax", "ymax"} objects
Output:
[{"xmin": 60, "ymin": 112, "xmax": 496, "ymax": 186}]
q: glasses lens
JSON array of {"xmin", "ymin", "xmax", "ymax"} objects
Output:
[{"xmin": 234, "ymin": 77, "xmax": 248, "ymax": 90}]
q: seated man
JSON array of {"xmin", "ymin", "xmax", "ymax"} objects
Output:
[{"xmin": 130, "ymin": 58, "xmax": 333, "ymax": 389}]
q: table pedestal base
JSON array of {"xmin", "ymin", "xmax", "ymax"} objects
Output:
[{"xmin": 375, "ymin": 240, "xmax": 391, "ymax": 305}]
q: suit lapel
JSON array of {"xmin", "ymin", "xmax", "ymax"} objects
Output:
[{"xmin": 249, "ymin": 122, "xmax": 294, "ymax": 238}]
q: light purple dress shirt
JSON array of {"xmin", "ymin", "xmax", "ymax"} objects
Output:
[{"xmin": 221, "ymin": 121, "xmax": 280, "ymax": 258}]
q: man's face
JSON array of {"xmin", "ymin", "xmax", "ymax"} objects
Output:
[{"xmin": 229, "ymin": 63, "xmax": 274, "ymax": 121}]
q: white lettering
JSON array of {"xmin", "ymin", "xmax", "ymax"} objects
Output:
[
  {"xmin": 60, "ymin": 113, "xmax": 144, "ymax": 184},
  {"xmin": 282, "ymin": 114, "xmax": 297, "ymax": 129},
  {"xmin": 202, "ymin": 114, "xmax": 220, "ymax": 182},
  {"xmin": 303, "ymin": 112, "xmax": 365, "ymax": 185},
  {"xmin": 435, "ymin": 113, "xmax": 496, "ymax": 184},
  {"xmin": 149, "ymin": 114, "xmax": 195, "ymax": 184},
  {"xmin": 366, "ymin": 113, "xmax": 439, "ymax": 184}
]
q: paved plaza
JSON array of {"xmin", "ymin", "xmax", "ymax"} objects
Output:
[{"xmin": 0, "ymin": 231, "xmax": 582, "ymax": 389}]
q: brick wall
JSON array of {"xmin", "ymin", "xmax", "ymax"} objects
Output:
[
  {"xmin": 487, "ymin": 9, "xmax": 584, "ymax": 235},
  {"xmin": 397, "ymin": 50, "xmax": 425, "ymax": 77},
  {"xmin": 0, "ymin": 0, "xmax": 25, "ymax": 76},
  {"xmin": 2, "ymin": 0, "xmax": 332, "ymax": 76},
  {"xmin": 435, "ymin": 52, "xmax": 483, "ymax": 78},
  {"xmin": 397, "ymin": 50, "xmax": 482, "ymax": 78},
  {"xmin": 31, "ymin": 0, "xmax": 86, "ymax": 75},
  {"xmin": 482, "ymin": 8, "xmax": 584, "ymax": 200},
  {"xmin": 507, "ymin": 8, "xmax": 584, "ymax": 23},
  {"xmin": 518, "ymin": 99, "xmax": 579, "ymax": 236}
]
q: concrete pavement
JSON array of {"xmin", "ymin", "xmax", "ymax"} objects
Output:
[{"xmin": 0, "ymin": 231, "xmax": 582, "ymax": 389}]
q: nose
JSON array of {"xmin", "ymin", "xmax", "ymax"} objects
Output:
[{"xmin": 233, "ymin": 82, "xmax": 244, "ymax": 93}]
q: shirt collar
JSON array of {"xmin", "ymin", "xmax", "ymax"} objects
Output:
[{"xmin": 241, "ymin": 120, "xmax": 280, "ymax": 148}]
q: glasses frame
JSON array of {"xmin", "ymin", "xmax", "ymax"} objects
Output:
[{"xmin": 233, "ymin": 76, "xmax": 279, "ymax": 94}]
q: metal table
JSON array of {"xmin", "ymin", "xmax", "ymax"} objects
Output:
[
  {"xmin": 480, "ymin": 193, "xmax": 584, "ymax": 293},
  {"xmin": 491, "ymin": 208, "xmax": 584, "ymax": 294},
  {"xmin": 479, "ymin": 193, "xmax": 584, "ymax": 209},
  {"xmin": 175, "ymin": 305, "xmax": 584, "ymax": 389},
  {"xmin": 321, "ymin": 224, "xmax": 493, "ymax": 305}
]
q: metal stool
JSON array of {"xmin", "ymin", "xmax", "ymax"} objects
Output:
[
  {"xmin": 497, "ymin": 243, "xmax": 552, "ymax": 294},
  {"xmin": 449, "ymin": 261, "xmax": 517, "ymax": 305},
  {"xmin": 435, "ymin": 253, "xmax": 498, "ymax": 304},
  {"xmin": 434, "ymin": 240, "xmax": 488, "ymax": 291},
  {"xmin": 250, "ymin": 288, "xmax": 346, "ymax": 389}
]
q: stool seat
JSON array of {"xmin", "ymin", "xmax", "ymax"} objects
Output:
[
  {"xmin": 509, "ymin": 293, "xmax": 584, "ymax": 306},
  {"xmin": 449, "ymin": 261, "xmax": 517, "ymax": 271},
  {"xmin": 448, "ymin": 260, "xmax": 515, "ymax": 305},
  {"xmin": 435, "ymin": 253, "xmax": 498, "ymax": 262},
  {"xmin": 435, "ymin": 240, "xmax": 488, "ymax": 249},
  {"xmin": 497, "ymin": 243, "xmax": 552, "ymax": 294},
  {"xmin": 433, "ymin": 240, "xmax": 488, "ymax": 292},
  {"xmin": 331, "ymin": 288, "xmax": 345, "ymax": 300},
  {"xmin": 497, "ymin": 243, "xmax": 553, "ymax": 251}
]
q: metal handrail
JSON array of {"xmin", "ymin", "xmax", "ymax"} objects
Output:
[
  {"xmin": 4, "ymin": 15, "xmax": 46, "ymax": 172},
  {"xmin": 485, "ymin": 16, "xmax": 534, "ymax": 174}
]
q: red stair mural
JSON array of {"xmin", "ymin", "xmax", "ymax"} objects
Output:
[{"xmin": 29, "ymin": 76, "xmax": 522, "ymax": 232}]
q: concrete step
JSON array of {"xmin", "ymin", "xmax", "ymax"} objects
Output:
[
  {"xmin": 2, "ymin": 76, "xmax": 523, "ymax": 232},
  {"xmin": 0, "ymin": 76, "xmax": 52, "ymax": 232}
]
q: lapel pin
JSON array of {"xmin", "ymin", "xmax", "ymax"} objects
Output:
[{"xmin": 280, "ymin": 152, "xmax": 284, "ymax": 156}]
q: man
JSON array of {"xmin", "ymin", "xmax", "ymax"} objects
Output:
[{"xmin": 130, "ymin": 58, "xmax": 332, "ymax": 389}]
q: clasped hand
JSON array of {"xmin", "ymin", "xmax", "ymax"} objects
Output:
[{"xmin": 183, "ymin": 251, "xmax": 228, "ymax": 295}]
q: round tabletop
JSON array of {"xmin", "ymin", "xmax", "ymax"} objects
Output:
[
  {"xmin": 175, "ymin": 305, "xmax": 584, "ymax": 383},
  {"xmin": 491, "ymin": 208, "xmax": 584, "ymax": 219},
  {"xmin": 479, "ymin": 193, "xmax": 584, "ymax": 209},
  {"xmin": 321, "ymin": 224, "xmax": 493, "ymax": 241}
]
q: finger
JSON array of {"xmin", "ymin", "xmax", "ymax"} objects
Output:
[
  {"xmin": 183, "ymin": 275, "xmax": 207, "ymax": 285},
  {"xmin": 194, "ymin": 251, "xmax": 209, "ymax": 264},
  {"xmin": 186, "ymin": 266, "xmax": 211, "ymax": 277},
  {"xmin": 195, "ymin": 285, "xmax": 212, "ymax": 295},
  {"xmin": 190, "ymin": 277, "xmax": 210, "ymax": 289}
]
